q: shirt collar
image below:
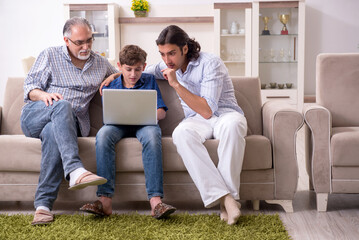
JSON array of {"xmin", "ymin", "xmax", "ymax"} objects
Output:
[
  {"xmin": 61, "ymin": 45, "xmax": 95, "ymax": 70},
  {"xmin": 62, "ymin": 45, "xmax": 72, "ymax": 62},
  {"xmin": 119, "ymin": 74, "xmax": 145, "ymax": 89},
  {"xmin": 176, "ymin": 54, "xmax": 201, "ymax": 75}
]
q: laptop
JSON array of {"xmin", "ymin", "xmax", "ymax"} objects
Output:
[{"xmin": 102, "ymin": 89, "xmax": 157, "ymax": 125}]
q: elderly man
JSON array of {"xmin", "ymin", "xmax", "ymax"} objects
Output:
[{"xmin": 20, "ymin": 17, "xmax": 118, "ymax": 225}]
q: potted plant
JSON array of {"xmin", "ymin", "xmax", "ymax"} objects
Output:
[{"xmin": 131, "ymin": 0, "xmax": 149, "ymax": 17}]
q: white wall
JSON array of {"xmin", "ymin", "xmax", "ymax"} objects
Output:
[
  {"xmin": 0, "ymin": 0, "xmax": 358, "ymax": 107},
  {"xmin": 304, "ymin": 0, "xmax": 359, "ymax": 95}
]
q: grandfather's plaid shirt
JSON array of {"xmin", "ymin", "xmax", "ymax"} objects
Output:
[{"xmin": 23, "ymin": 45, "xmax": 118, "ymax": 136}]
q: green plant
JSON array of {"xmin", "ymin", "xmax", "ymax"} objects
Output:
[{"xmin": 131, "ymin": 0, "xmax": 149, "ymax": 12}]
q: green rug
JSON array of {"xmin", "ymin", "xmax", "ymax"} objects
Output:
[{"xmin": 0, "ymin": 213, "xmax": 290, "ymax": 240}]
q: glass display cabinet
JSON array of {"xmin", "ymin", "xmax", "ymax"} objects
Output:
[
  {"xmin": 252, "ymin": 0, "xmax": 305, "ymax": 109},
  {"xmin": 64, "ymin": 3, "xmax": 120, "ymax": 65},
  {"xmin": 214, "ymin": 0, "xmax": 305, "ymax": 109},
  {"xmin": 214, "ymin": 3, "xmax": 252, "ymax": 77}
]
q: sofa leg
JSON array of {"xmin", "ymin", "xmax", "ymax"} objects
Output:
[
  {"xmin": 316, "ymin": 193, "xmax": 328, "ymax": 212},
  {"xmin": 265, "ymin": 200, "xmax": 294, "ymax": 213},
  {"xmin": 252, "ymin": 200, "xmax": 260, "ymax": 211}
]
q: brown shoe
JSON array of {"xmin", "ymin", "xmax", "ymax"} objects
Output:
[
  {"xmin": 68, "ymin": 171, "xmax": 107, "ymax": 190},
  {"xmin": 152, "ymin": 203, "xmax": 176, "ymax": 219},
  {"xmin": 80, "ymin": 200, "xmax": 109, "ymax": 216},
  {"xmin": 31, "ymin": 209, "xmax": 53, "ymax": 225}
]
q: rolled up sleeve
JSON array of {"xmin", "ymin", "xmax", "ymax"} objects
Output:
[
  {"xmin": 23, "ymin": 50, "xmax": 51, "ymax": 102},
  {"xmin": 200, "ymin": 58, "xmax": 225, "ymax": 115}
]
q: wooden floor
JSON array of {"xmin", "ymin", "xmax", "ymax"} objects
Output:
[
  {"xmin": 2, "ymin": 127, "xmax": 359, "ymax": 239},
  {"xmin": 274, "ymin": 126, "xmax": 359, "ymax": 240}
]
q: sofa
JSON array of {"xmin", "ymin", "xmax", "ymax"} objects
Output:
[
  {"xmin": 303, "ymin": 53, "xmax": 359, "ymax": 211},
  {"xmin": 0, "ymin": 76, "xmax": 303, "ymax": 212}
]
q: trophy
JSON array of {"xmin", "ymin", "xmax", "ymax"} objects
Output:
[
  {"xmin": 262, "ymin": 16, "xmax": 271, "ymax": 35},
  {"xmin": 279, "ymin": 14, "xmax": 290, "ymax": 35}
]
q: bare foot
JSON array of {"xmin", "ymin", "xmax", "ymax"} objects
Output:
[
  {"xmin": 221, "ymin": 194, "xmax": 241, "ymax": 225},
  {"xmin": 150, "ymin": 196, "xmax": 162, "ymax": 216},
  {"xmin": 100, "ymin": 196, "xmax": 113, "ymax": 215},
  {"xmin": 220, "ymin": 203, "xmax": 228, "ymax": 222}
]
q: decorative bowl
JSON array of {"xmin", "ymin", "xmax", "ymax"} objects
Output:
[
  {"xmin": 269, "ymin": 82, "xmax": 277, "ymax": 88},
  {"xmin": 286, "ymin": 83, "xmax": 293, "ymax": 89}
]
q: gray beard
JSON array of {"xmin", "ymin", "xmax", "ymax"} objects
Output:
[{"xmin": 77, "ymin": 52, "xmax": 91, "ymax": 60}]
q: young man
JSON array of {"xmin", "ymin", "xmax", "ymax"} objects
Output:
[
  {"xmin": 80, "ymin": 45, "xmax": 176, "ymax": 219},
  {"xmin": 21, "ymin": 17, "xmax": 117, "ymax": 225},
  {"xmin": 145, "ymin": 25, "xmax": 247, "ymax": 225}
]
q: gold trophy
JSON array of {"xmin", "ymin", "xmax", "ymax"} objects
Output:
[
  {"xmin": 279, "ymin": 14, "xmax": 290, "ymax": 35},
  {"xmin": 262, "ymin": 16, "xmax": 271, "ymax": 35}
]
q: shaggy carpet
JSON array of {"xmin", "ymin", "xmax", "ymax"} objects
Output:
[{"xmin": 0, "ymin": 213, "xmax": 290, "ymax": 240}]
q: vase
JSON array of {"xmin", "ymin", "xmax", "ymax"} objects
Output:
[{"xmin": 134, "ymin": 11, "xmax": 147, "ymax": 17}]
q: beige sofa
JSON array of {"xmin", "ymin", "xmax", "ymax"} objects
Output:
[
  {"xmin": 0, "ymin": 76, "xmax": 303, "ymax": 212},
  {"xmin": 304, "ymin": 53, "xmax": 359, "ymax": 211}
]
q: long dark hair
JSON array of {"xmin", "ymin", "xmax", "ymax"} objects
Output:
[{"xmin": 155, "ymin": 25, "xmax": 201, "ymax": 61}]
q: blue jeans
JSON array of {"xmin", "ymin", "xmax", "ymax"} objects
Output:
[
  {"xmin": 96, "ymin": 124, "xmax": 163, "ymax": 200},
  {"xmin": 20, "ymin": 100, "xmax": 84, "ymax": 210}
]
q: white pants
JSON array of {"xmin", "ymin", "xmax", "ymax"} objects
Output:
[{"xmin": 172, "ymin": 111, "xmax": 247, "ymax": 208}]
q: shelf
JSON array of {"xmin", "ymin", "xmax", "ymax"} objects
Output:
[
  {"xmin": 224, "ymin": 61, "xmax": 245, "ymax": 64},
  {"xmin": 259, "ymin": 61, "xmax": 297, "ymax": 63},
  {"xmin": 260, "ymin": 34, "xmax": 298, "ymax": 37},
  {"xmin": 221, "ymin": 34, "xmax": 245, "ymax": 37},
  {"xmin": 261, "ymin": 88, "xmax": 296, "ymax": 90},
  {"xmin": 214, "ymin": 3, "xmax": 252, "ymax": 9},
  {"xmin": 118, "ymin": 16, "xmax": 214, "ymax": 24},
  {"xmin": 69, "ymin": 4, "xmax": 107, "ymax": 11},
  {"xmin": 259, "ymin": 2, "xmax": 299, "ymax": 8}
]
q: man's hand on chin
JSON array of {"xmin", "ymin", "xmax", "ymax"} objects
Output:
[{"xmin": 161, "ymin": 68, "xmax": 179, "ymax": 88}]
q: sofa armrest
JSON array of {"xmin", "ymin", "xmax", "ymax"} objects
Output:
[
  {"xmin": 0, "ymin": 106, "xmax": 2, "ymax": 134},
  {"xmin": 262, "ymin": 101, "xmax": 304, "ymax": 199},
  {"xmin": 303, "ymin": 103, "xmax": 331, "ymax": 193}
]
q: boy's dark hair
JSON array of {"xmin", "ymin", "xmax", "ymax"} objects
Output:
[
  {"xmin": 155, "ymin": 25, "xmax": 201, "ymax": 61},
  {"xmin": 119, "ymin": 45, "xmax": 147, "ymax": 66}
]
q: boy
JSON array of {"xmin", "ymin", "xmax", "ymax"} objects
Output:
[{"xmin": 80, "ymin": 45, "xmax": 176, "ymax": 219}]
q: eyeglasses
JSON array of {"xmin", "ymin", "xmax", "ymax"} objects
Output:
[{"xmin": 67, "ymin": 36, "xmax": 94, "ymax": 46}]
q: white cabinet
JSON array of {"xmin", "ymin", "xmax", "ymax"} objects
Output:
[
  {"xmin": 252, "ymin": 0, "xmax": 305, "ymax": 110},
  {"xmin": 214, "ymin": 3, "xmax": 252, "ymax": 77},
  {"xmin": 214, "ymin": 0, "xmax": 305, "ymax": 109},
  {"xmin": 64, "ymin": 4, "xmax": 120, "ymax": 66}
]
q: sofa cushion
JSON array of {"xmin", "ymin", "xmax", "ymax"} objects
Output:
[
  {"xmin": 1, "ymin": 77, "xmax": 25, "ymax": 135},
  {"xmin": 82, "ymin": 135, "xmax": 272, "ymax": 172},
  {"xmin": 0, "ymin": 135, "xmax": 41, "ymax": 171},
  {"xmin": 232, "ymin": 77, "xmax": 262, "ymax": 136},
  {"xmin": 3, "ymin": 77, "xmax": 263, "ymax": 138},
  {"xmin": 157, "ymin": 80, "xmax": 185, "ymax": 137},
  {"xmin": 1, "ymin": 134, "xmax": 272, "ymax": 173},
  {"xmin": 331, "ymin": 127, "xmax": 359, "ymax": 166}
]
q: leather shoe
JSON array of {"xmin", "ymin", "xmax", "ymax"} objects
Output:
[
  {"xmin": 31, "ymin": 209, "xmax": 53, "ymax": 225},
  {"xmin": 69, "ymin": 171, "xmax": 107, "ymax": 190}
]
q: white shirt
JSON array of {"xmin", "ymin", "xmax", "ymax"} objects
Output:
[{"xmin": 145, "ymin": 52, "xmax": 244, "ymax": 118}]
